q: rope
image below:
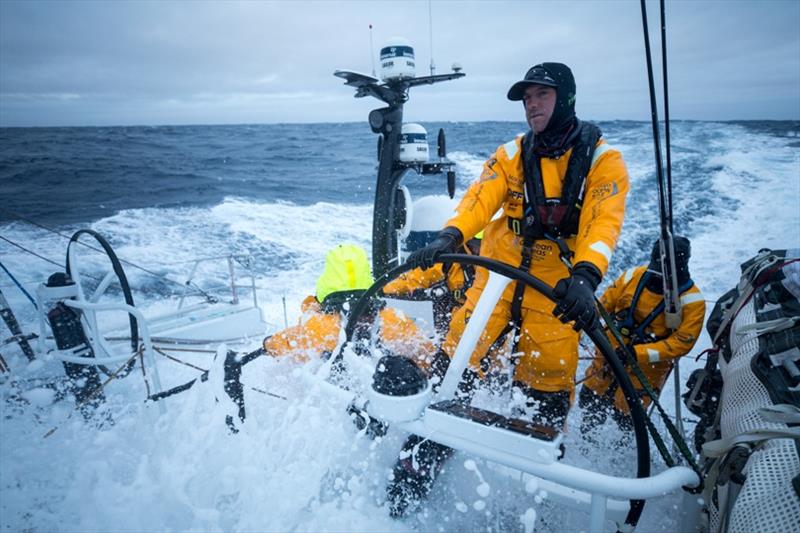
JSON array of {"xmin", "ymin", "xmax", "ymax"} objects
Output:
[
  {"xmin": 575, "ymin": 366, "xmax": 605, "ymax": 386},
  {"xmin": 42, "ymin": 348, "xmax": 141, "ymax": 438},
  {"xmin": 660, "ymin": 0, "xmax": 673, "ymax": 229},
  {"xmin": 152, "ymin": 344, "xmax": 218, "ymax": 354},
  {"xmin": 0, "ymin": 235, "xmax": 109, "ymax": 286},
  {"xmin": 1, "ymin": 332, "xmax": 38, "ymax": 348},
  {"xmin": 2, "ymin": 209, "xmax": 266, "ymax": 308},
  {"xmin": 153, "ymin": 254, "xmax": 250, "ymax": 266},
  {"xmin": 0, "ymin": 234, "xmax": 65, "ymax": 269},
  {"xmin": 0, "ymin": 261, "xmax": 38, "ymax": 308},
  {"xmin": 249, "ymin": 386, "xmax": 289, "ymax": 401},
  {"xmin": 138, "ymin": 348, "xmax": 151, "ymax": 399},
  {"xmin": 0, "ymin": 280, "xmax": 40, "ymax": 290},
  {"xmin": 154, "ymin": 347, "xmax": 208, "ymax": 372},
  {"xmin": 109, "ymin": 336, "xmax": 237, "ymax": 347},
  {"xmin": 596, "ymin": 302, "xmax": 704, "ymax": 487}
]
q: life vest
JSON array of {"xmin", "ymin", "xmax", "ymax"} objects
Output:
[
  {"xmin": 507, "ymin": 120, "xmax": 602, "ymax": 240},
  {"xmin": 614, "ymin": 271, "xmax": 695, "ymax": 344},
  {"xmin": 508, "ymin": 121, "xmax": 602, "ymax": 335}
]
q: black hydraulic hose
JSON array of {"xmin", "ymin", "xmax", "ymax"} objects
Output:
[
  {"xmin": 66, "ymin": 229, "xmax": 139, "ymax": 356},
  {"xmin": 343, "ymin": 253, "xmax": 650, "ymax": 528},
  {"xmin": 660, "ymin": 0, "xmax": 673, "ymax": 231},
  {"xmin": 642, "ymin": 0, "xmax": 681, "ymax": 328},
  {"xmin": 148, "ymin": 371, "xmax": 209, "ymax": 401},
  {"xmin": 640, "ymin": 0, "xmax": 669, "ymax": 232}
]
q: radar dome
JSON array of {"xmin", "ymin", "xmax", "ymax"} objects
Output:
[
  {"xmin": 398, "ymin": 123, "xmax": 429, "ymax": 164},
  {"xmin": 380, "ymin": 37, "xmax": 416, "ymax": 81}
]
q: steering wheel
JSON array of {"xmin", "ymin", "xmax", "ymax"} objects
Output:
[
  {"xmin": 65, "ymin": 229, "xmax": 138, "ymax": 377},
  {"xmin": 342, "ymin": 253, "xmax": 650, "ymax": 529}
]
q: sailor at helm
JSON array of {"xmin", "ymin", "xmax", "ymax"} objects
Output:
[
  {"xmin": 262, "ymin": 244, "xmax": 433, "ymax": 366},
  {"xmin": 387, "ymin": 62, "xmax": 630, "ymax": 517},
  {"xmin": 579, "ymin": 237, "xmax": 705, "ymax": 434}
]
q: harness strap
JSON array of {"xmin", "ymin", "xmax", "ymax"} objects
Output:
[
  {"xmin": 615, "ymin": 273, "xmax": 694, "ymax": 342},
  {"xmin": 506, "ymin": 122, "xmax": 599, "ymax": 355},
  {"xmin": 438, "ymin": 260, "xmax": 477, "ymax": 305},
  {"xmin": 508, "ymin": 121, "xmax": 602, "ymax": 240},
  {"xmin": 510, "ymin": 235, "xmax": 535, "ymax": 339},
  {"xmin": 711, "ymin": 252, "xmax": 785, "ymax": 346}
]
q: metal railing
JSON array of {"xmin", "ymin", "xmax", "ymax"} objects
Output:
[{"xmin": 177, "ymin": 254, "xmax": 258, "ymax": 309}]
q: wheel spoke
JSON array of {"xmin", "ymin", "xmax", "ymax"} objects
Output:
[{"xmin": 91, "ymin": 271, "xmax": 116, "ymax": 303}]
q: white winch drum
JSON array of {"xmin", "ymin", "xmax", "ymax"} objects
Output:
[
  {"xmin": 367, "ymin": 381, "xmax": 432, "ymax": 423},
  {"xmin": 379, "ymin": 37, "xmax": 415, "ymax": 81},
  {"xmin": 398, "ymin": 122, "xmax": 429, "ymax": 164}
]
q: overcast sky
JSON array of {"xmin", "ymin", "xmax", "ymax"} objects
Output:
[{"xmin": 1, "ymin": 0, "xmax": 798, "ymax": 127}]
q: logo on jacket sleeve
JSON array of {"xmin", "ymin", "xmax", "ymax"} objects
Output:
[
  {"xmin": 590, "ymin": 182, "xmax": 619, "ymax": 201},
  {"xmin": 479, "ymin": 158, "xmax": 498, "ymax": 182}
]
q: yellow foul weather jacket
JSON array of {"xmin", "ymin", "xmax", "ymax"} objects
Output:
[
  {"xmin": 383, "ymin": 263, "xmax": 471, "ymax": 304},
  {"xmin": 442, "ymin": 133, "xmax": 629, "ymax": 392},
  {"xmin": 263, "ymin": 295, "xmax": 434, "ymax": 367},
  {"xmin": 583, "ymin": 265, "xmax": 706, "ymax": 413}
]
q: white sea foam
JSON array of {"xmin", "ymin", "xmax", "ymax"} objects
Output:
[{"xmin": 448, "ymin": 149, "xmax": 486, "ymax": 187}]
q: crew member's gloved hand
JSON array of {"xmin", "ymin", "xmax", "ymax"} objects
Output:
[
  {"xmin": 405, "ymin": 226, "xmax": 463, "ymax": 270},
  {"xmin": 601, "ymin": 347, "xmax": 631, "ymax": 377},
  {"xmin": 615, "ymin": 345, "xmax": 631, "ymax": 366},
  {"xmin": 552, "ymin": 263, "xmax": 601, "ymax": 331}
]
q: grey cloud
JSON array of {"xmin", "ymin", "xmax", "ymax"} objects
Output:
[{"xmin": 1, "ymin": 0, "xmax": 798, "ymax": 126}]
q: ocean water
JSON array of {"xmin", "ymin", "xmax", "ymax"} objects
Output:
[{"xmin": 1, "ymin": 119, "xmax": 799, "ymax": 532}]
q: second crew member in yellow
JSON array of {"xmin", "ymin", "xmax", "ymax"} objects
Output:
[
  {"xmin": 579, "ymin": 237, "xmax": 705, "ymax": 431},
  {"xmin": 263, "ymin": 244, "xmax": 433, "ymax": 367}
]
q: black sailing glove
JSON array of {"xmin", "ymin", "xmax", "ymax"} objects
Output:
[
  {"xmin": 405, "ymin": 226, "xmax": 463, "ymax": 271},
  {"xmin": 615, "ymin": 345, "xmax": 631, "ymax": 366},
  {"xmin": 602, "ymin": 346, "xmax": 632, "ymax": 381},
  {"xmin": 552, "ymin": 263, "xmax": 601, "ymax": 332}
]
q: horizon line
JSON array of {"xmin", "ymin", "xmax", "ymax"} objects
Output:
[{"xmin": 2, "ymin": 118, "xmax": 798, "ymax": 130}]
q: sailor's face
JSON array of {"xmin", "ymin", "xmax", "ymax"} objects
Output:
[{"xmin": 522, "ymin": 85, "xmax": 557, "ymax": 134}]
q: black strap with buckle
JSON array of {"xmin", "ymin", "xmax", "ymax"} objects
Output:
[{"xmin": 507, "ymin": 121, "xmax": 602, "ymax": 240}]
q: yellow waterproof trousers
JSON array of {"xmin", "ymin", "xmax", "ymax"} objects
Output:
[{"xmin": 442, "ymin": 296, "xmax": 579, "ymax": 393}]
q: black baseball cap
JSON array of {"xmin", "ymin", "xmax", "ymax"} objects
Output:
[{"xmin": 507, "ymin": 64, "xmax": 560, "ymax": 101}]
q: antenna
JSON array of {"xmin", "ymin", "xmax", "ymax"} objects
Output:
[
  {"xmin": 428, "ymin": 0, "xmax": 435, "ymax": 76},
  {"xmin": 369, "ymin": 24, "xmax": 376, "ymax": 77}
]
